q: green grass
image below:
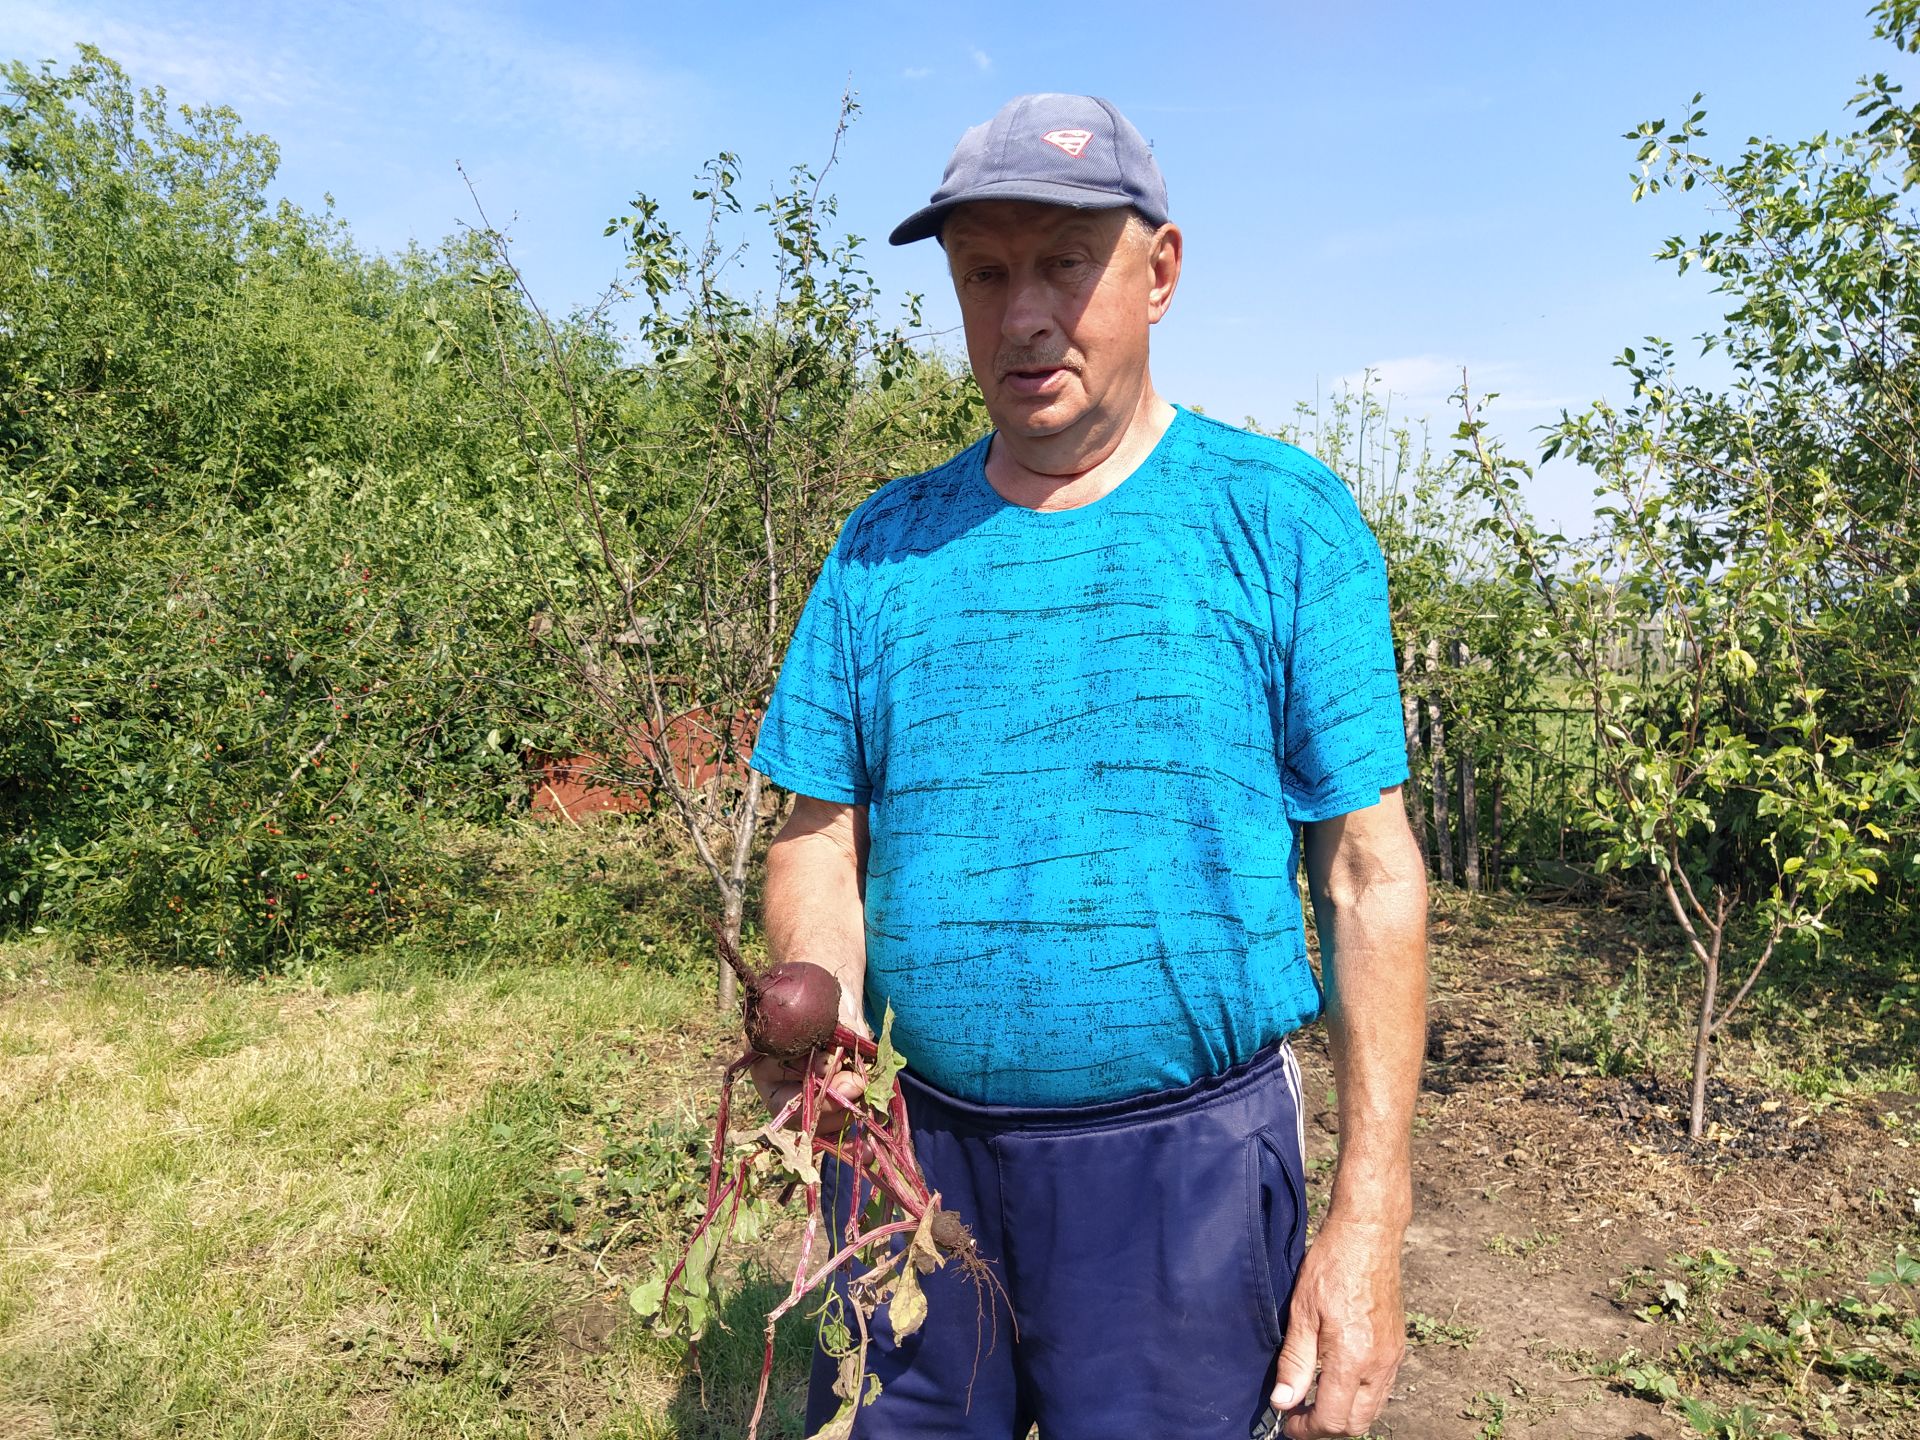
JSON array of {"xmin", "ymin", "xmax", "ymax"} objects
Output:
[{"xmin": 0, "ymin": 823, "xmax": 823, "ymax": 1438}]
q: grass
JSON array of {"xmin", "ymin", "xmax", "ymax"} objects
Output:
[
  {"xmin": 0, "ymin": 821, "xmax": 819, "ymax": 1439},
  {"xmin": 2, "ymin": 827, "xmax": 1915, "ymax": 1437}
]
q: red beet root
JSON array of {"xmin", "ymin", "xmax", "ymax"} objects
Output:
[
  {"xmin": 928, "ymin": 1205, "xmax": 973, "ymax": 1255},
  {"xmin": 714, "ymin": 924, "xmax": 847, "ymax": 1061},
  {"xmin": 744, "ymin": 960, "xmax": 842, "ymax": 1059}
]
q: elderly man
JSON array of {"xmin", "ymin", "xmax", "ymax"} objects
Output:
[{"xmin": 749, "ymin": 93, "xmax": 1427, "ymax": 1440}]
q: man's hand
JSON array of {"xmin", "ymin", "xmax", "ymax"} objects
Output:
[
  {"xmin": 748, "ymin": 990, "xmax": 871, "ymax": 1136},
  {"xmin": 749, "ymin": 1025, "xmax": 869, "ymax": 1135},
  {"xmin": 1269, "ymin": 1217, "xmax": 1407, "ymax": 1438},
  {"xmin": 755, "ymin": 792, "xmax": 871, "ymax": 1132}
]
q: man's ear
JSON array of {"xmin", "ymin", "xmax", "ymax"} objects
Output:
[{"xmin": 1146, "ymin": 222, "xmax": 1183, "ymax": 324}]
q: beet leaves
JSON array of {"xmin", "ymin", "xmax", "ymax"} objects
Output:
[{"xmin": 631, "ymin": 930, "xmax": 1005, "ymax": 1439}]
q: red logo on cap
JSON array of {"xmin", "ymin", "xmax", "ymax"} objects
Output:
[{"xmin": 1041, "ymin": 128, "xmax": 1093, "ymax": 158}]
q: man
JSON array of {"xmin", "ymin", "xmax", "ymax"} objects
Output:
[{"xmin": 750, "ymin": 93, "xmax": 1426, "ymax": 1440}]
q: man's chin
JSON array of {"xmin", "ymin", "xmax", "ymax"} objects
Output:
[{"xmin": 988, "ymin": 395, "xmax": 1088, "ymax": 441}]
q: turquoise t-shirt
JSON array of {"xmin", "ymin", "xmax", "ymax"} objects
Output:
[{"xmin": 749, "ymin": 407, "xmax": 1408, "ymax": 1105}]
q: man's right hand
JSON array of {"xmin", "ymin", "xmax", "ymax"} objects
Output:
[{"xmin": 750, "ymin": 1047, "xmax": 869, "ymax": 1134}]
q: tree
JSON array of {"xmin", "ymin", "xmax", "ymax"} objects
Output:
[
  {"xmin": 457, "ymin": 98, "xmax": 981, "ymax": 1007},
  {"xmin": 1, "ymin": 50, "xmax": 577, "ymax": 964},
  {"xmin": 1461, "ymin": 1, "xmax": 1920, "ymax": 1137}
]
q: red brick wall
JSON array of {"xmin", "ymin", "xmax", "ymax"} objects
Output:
[{"xmin": 528, "ymin": 706, "xmax": 760, "ymax": 821}]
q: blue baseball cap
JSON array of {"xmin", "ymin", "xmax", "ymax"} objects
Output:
[{"xmin": 889, "ymin": 92, "xmax": 1169, "ymax": 246}]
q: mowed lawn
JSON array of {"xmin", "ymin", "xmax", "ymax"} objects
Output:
[{"xmin": 0, "ymin": 828, "xmax": 822, "ymax": 1439}]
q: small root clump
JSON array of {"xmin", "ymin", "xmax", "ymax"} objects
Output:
[{"xmin": 928, "ymin": 1205, "xmax": 974, "ymax": 1256}]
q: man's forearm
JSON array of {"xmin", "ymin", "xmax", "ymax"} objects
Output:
[
  {"xmin": 763, "ymin": 796, "xmax": 870, "ymax": 1031},
  {"xmin": 1305, "ymin": 806, "xmax": 1428, "ymax": 1232}
]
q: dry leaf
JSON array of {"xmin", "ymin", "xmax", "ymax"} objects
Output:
[
  {"xmin": 889, "ymin": 1261, "xmax": 927, "ymax": 1340},
  {"xmin": 757, "ymin": 1123, "xmax": 821, "ymax": 1186},
  {"xmin": 908, "ymin": 1205, "xmax": 945, "ymax": 1275},
  {"xmin": 833, "ymin": 1351, "xmax": 862, "ymax": 1401}
]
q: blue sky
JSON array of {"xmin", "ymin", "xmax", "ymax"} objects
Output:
[{"xmin": 4, "ymin": 1, "xmax": 1910, "ymax": 533}]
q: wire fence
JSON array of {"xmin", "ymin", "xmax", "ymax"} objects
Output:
[{"xmin": 1398, "ymin": 637, "xmax": 1620, "ymax": 892}]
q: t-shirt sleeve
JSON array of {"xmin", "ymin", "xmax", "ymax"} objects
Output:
[
  {"xmin": 749, "ymin": 532, "xmax": 871, "ymax": 806},
  {"xmin": 1281, "ymin": 501, "xmax": 1410, "ymax": 823}
]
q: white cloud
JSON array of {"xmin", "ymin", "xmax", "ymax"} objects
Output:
[
  {"xmin": 969, "ymin": 46, "xmax": 992, "ymax": 71},
  {"xmin": 902, "ymin": 65, "xmax": 933, "ymax": 80},
  {"xmin": 1332, "ymin": 354, "xmax": 1578, "ymax": 425},
  {"xmin": 0, "ymin": 0, "xmax": 325, "ymax": 111},
  {"xmin": 407, "ymin": 1, "xmax": 694, "ymax": 155},
  {"xmin": 0, "ymin": 0, "xmax": 695, "ymax": 156}
]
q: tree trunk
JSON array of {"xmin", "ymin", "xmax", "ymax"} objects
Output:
[
  {"xmin": 1660, "ymin": 867, "xmax": 1728, "ymax": 1144},
  {"xmin": 1457, "ymin": 748, "xmax": 1480, "ymax": 891},
  {"xmin": 1400, "ymin": 634, "xmax": 1430, "ymax": 870},
  {"xmin": 717, "ymin": 764, "xmax": 767, "ymax": 1014},
  {"xmin": 1689, "ymin": 955, "xmax": 1717, "ymax": 1142},
  {"xmin": 1425, "ymin": 638, "xmax": 1454, "ymax": 886},
  {"xmin": 1453, "ymin": 640, "xmax": 1480, "ymax": 892},
  {"xmin": 720, "ymin": 882, "xmax": 744, "ymax": 1014}
]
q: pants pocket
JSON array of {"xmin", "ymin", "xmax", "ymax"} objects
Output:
[{"xmin": 1246, "ymin": 1125, "xmax": 1308, "ymax": 1348}]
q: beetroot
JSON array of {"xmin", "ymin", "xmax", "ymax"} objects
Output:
[
  {"xmin": 743, "ymin": 959, "xmax": 842, "ymax": 1059},
  {"xmin": 633, "ymin": 927, "xmax": 1008, "ymax": 1438}
]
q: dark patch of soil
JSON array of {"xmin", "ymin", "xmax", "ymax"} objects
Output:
[{"xmin": 1522, "ymin": 1072, "xmax": 1831, "ymax": 1162}]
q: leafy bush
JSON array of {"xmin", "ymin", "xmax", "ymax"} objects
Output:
[{"xmin": 0, "ymin": 50, "xmax": 596, "ymax": 965}]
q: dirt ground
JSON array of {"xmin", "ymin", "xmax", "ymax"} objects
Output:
[
  {"xmin": 512, "ymin": 889, "xmax": 1920, "ymax": 1438},
  {"xmin": 1293, "ymin": 898, "xmax": 1920, "ymax": 1439}
]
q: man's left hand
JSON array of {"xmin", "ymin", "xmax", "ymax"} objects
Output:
[{"xmin": 1268, "ymin": 1215, "xmax": 1407, "ymax": 1438}]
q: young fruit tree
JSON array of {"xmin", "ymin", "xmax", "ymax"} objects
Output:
[
  {"xmin": 446, "ymin": 99, "xmax": 977, "ymax": 1006},
  {"xmin": 1462, "ymin": 384, "xmax": 1890, "ymax": 1140},
  {"xmin": 1458, "ymin": 0, "xmax": 1920, "ymax": 1136}
]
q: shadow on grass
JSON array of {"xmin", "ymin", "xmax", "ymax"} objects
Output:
[{"xmin": 657, "ymin": 1272, "xmax": 817, "ymax": 1440}]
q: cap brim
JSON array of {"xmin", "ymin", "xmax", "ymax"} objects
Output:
[{"xmin": 887, "ymin": 179, "xmax": 1145, "ymax": 246}]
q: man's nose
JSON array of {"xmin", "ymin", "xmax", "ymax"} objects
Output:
[{"xmin": 1001, "ymin": 270, "xmax": 1053, "ymax": 345}]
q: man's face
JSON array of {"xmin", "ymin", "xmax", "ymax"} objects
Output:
[{"xmin": 942, "ymin": 201, "xmax": 1180, "ymax": 448}]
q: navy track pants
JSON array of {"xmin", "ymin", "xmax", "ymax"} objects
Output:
[{"xmin": 806, "ymin": 1041, "xmax": 1309, "ymax": 1439}]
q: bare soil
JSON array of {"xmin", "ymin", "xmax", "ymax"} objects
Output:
[
  {"xmin": 581, "ymin": 891, "xmax": 1919, "ymax": 1437},
  {"xmin": 1283, "ymin": 895, "xmax": 1920, "ymax": 1439}
]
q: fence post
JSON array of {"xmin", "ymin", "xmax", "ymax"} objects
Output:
[
  {"xmin": 1401, "ymin": 633, "xmax": 1429, "ymax": 871},
  {"xmin": 1452, "ymin": 639, "xmax": 1481, "ymax": 892},
  {"xmin": 1488, "ymin": 717, "xmax": 1505, "ymax": 890},
  {"xmin": 1425, "ymin": 637, "xmax": 1454, "ymax": 886}
]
